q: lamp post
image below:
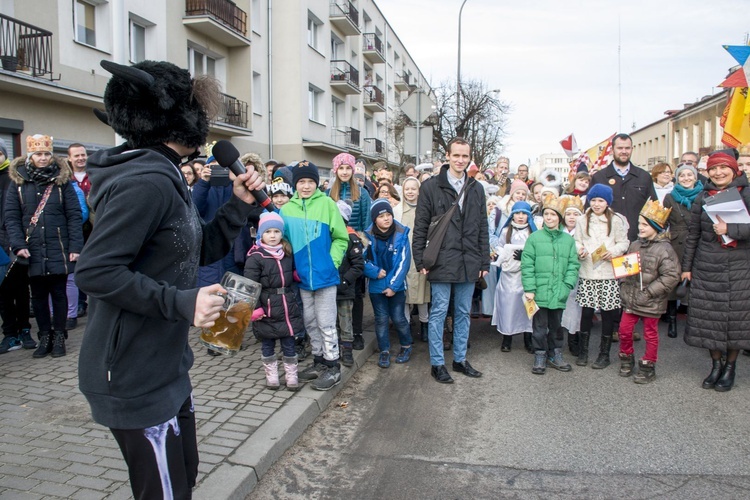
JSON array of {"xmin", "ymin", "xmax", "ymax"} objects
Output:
[{"xmin": 456, "ymin": 0, "xmax": 469, "ymax": 129}]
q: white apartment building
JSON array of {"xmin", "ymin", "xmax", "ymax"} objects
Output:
[
  {"xmin": 530, "ymin": 152, "xmax": 569, "ymax": 183},
  {"xmin": 0, "ymin": 0, "xmax": 429, "ymax": 179}
]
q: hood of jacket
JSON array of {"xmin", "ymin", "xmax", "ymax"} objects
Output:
[{"xmin": 8, "ymin": 156, "xmax": 73, "ymax": 186}]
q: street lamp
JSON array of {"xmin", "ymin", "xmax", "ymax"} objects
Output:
[{"xmin": 456, "ymin": 0, "xmax": 469, "ymax": 125}]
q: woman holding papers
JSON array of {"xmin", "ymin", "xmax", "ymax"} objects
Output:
[{"xmin": 682, "ymin": 151, "xmax": 750, "ymax": 393}]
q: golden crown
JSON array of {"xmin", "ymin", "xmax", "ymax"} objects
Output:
[
  {"xmin": 204, "ymin": 141, "xmax": 216, "ymax": 158},
  {"xmin": 739, "ymin": 144, "xmax": 750, "ymax": 156},
  {"xmin": 543, "ymin": 197, "xmax": 567, "ymax": 216},
  {"xmin": 640, "ymin": 199, "xmax": 671, "ymax": 228},
  {"xmin": 26, "ymin": 134, "xmax": 53, "ymax": 154},
  {"xmin": 563, "ymin": 196, "xmax": 584, "ymax": 214}
]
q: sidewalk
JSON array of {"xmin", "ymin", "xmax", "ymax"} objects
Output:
[{"xmin": 0, "ymin": 309, "xmax": 376, "ymax": 499}]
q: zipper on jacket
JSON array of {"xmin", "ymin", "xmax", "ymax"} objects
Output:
[
  {"xmin": 57, "ymin": 227, "xmax": 68, "ymax": 274},
  {"xmin": 276, "ymin": 258, "xmax": 295, "ymax": 336},
  {"xmin": 303, "ymin": 199, "xmax": 314, "ymax": 288}
]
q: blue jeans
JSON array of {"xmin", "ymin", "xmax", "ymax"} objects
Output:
[
  {"xmin": 370, "ymin": 291, "xmax": 412, "ymax": 352},
  {"xmin": 428, "ymin": 281, "xmax": 475, "ymax": 366}
]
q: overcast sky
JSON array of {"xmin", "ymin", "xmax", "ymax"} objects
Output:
[{"xmin": 375, "ymin": 0, "xmax": 749, "ymax": 167}]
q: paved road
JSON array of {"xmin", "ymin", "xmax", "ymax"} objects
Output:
[{"xmin": 252, "ymin": 315, "xmax": 750, "ymax": 499}]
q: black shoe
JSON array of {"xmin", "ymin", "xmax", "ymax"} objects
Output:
[
  {"xmin": 77, "ymin": 304, "xmax": 87, "ymax": 317},
  {"xmin": 667, "ymin": 316, "xmax": 677, "ymax": 338},
  {"xmin": 431, "ymin": 364, "xmax": 454, "ymax": 384},
  {"xmin": 65, "ymin": 318, "xmax": 78, "ymax": 330},
  {"xmin": 352, "ymin": 334, "xmax": 365, "ymax": 351},
  {"xmin": 452, "ymin": 360, "xmax": 482, "ymax": 378},
  {"xmin": 420, "ymin": 322, "xmax": 428, "ymax": 342},
  {"xmin": 501, "ymin": 335, "xmax": 512, "ymax": 352},
  {"xmin": 715, "ymin": 361, "xmax": 736, "ymax": 392},
  {"xmin": 32, "ymin": 331, "xmax": 53, "ymax": 358},
  {"xmin": 51, "ymin": 331, "xmax": 66, "ymax": 358}
]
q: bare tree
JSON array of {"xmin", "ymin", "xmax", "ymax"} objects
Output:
[{"xmin": 427, "ymin": 79, "xmax": 510, "ymax": 168}]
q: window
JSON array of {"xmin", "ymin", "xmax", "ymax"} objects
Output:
[
  {"xmin": 703, "ymin": 120, "xmax": 711, "ymax": 148},
  {"xmin": 75, "ymin": 0, "xmax": 96, "ymax": 46},
  {"xmin": 307, "ymin": 11, "xmax": 322, "ymax": 51},
  {"xmin": 715, "ymin": 116, "xmax": 722, "ymax": 148},
  {"xmin": 692, "ymin": 123, "xmax": 700, "ymax": 152},
  {"xmin": 252, "ymin": 72, "xmax": 262, "ymax": 115},
  {"xmin": 251, "ymin": 0, "xmax": 261, "ymax": 33},
  {"xmin": 129, "ymin": 20, "xmax": 145, "ymax": 63},
  {"xmin": 332, "ymin": 97, "xmax": 344, "ymax": 128},
  {"xmin": 309, "ymin": 85, "xmax": 323, "ymax": 123},
  {"xmin": 331, "ymin": 35, "xmax": 343, "ymax": 60},
  {"xmin": 187, "ymin": 46, "xmax": 216, "ymax": 77}
]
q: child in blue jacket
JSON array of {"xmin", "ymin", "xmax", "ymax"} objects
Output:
[{"xmin": 364, "ymin": 199, "xmax": 413, "ymax": 368}]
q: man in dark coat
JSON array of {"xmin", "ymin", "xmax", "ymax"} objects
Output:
[
  {"xmin": 412, "ymin": 138, "xmax": 489, "ymax": 384},
  {"xmin": 591, "ymin": 133, "xmax": 657, "ymax": 241}
]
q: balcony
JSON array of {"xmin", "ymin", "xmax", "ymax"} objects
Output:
[
  {"xmin": 215, "ymin": 92, "xmax": 249, "ymax": 129},
  {"xmin": 330, "ymin": 1, "xmax": 360, "ymax": 36},
  {"xmin": 0, "ymin": 14, "xmax": 56, "ymax": 80},
  {"xmin": 363, "ymin": 85, "xmax": 385, "ymax": 112},
  {"xmin": 362, "ymin": 33, "xmax": 385, "ymax": 64},
  {"xmin": 394, "ymin": 72, "xmax": 411, "ymax": 92},
  {"xmin": 184, "ymin": 0, "xmax": 250, "ymax": 47},
  {"xmin": 334, "ymin": 127, "xmax": 361, "ymax": 149},
  {"xmin": 364, "ymin": 138, "xmax": 384, "ymax": 158},
  {"xmin": 330, "ymin": 60, "xmax": 360, "ymax": 95}
]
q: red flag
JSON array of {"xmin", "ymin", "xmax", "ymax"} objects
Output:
[{"xmin": 560, "ymin": 134, "xmax": 578, "ymax": 157}]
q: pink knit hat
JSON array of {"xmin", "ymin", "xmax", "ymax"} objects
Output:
[
  {"xmin": 332, "ymin": 153, "xmax": 356, "ymax": 175},
  {"xmin": 508, "ymin": 179, "xmax": 529, "ymax": 198}
]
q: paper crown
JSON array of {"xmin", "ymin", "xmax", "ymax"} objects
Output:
[
  {"xmin": 26, "ymin": 134, "xmax": 53, "ymax": 154},
  {"xmin": 640, "ymin": 199, "xmax": 671, "ymax": 228},
  {"xmin": 204, "ymin": 141, "xmax": 216, "ymax": 159},
  {"xmin": 739, "ymin": 144, "xmax": 750, "ymax": 156},
  {"xmin": 563, "ymin": 196, "xmax": 584, "ymax": 214},
  {"xmin": 543, "ymin": 197, "xmax": 567, "ymax": 217}
]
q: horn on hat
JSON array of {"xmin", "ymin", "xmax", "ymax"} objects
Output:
[
  {"xmin": 100, "ymin": 60, "xmax": 155, "ymax": 89},
  {"xmin": 92, "ymin": 108, "xmax": 110, "ymax": 125}
]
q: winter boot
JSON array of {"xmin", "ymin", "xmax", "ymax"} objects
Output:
[
  {"xmin": 312, "ymin": 364, "xmax": 341, "ymax": 391},
  {"xmin": 295, "ymin": 336, "xmax": 309, "ymax": 360},
  {"xmin": 352, "ymin": 333, "xmax": 365, "ymax": 351},
  {"xmin": 532, "ymin": 350, "xmax": 546, "ymax": 375},
  {"xmin": 299, "ymin": 356, "xmax": 327, "ymax": 381},
  {"xmin": 283, "ymin": 356, "xmax": 299, "ymax": 392},
  {"xmin": 51, "ymin": 331, "xmax": 66, "ymax": 358},
  {"xmin": 592, "ymin": 334, "xmax": 612, "ymax": 369},
  {"xmin": 523, "ymin": 331, "xmax": 534, "ymax": 353},
  {"xmin": 262, "ymin": 355, "xmax": 280, "ymax": 390},
  {"xmin": 715, "ymin": 361, "xmax": 736, "ymax": 392},
  {"xmin": 547, "ymin": 348, "xmax": 572, "ymax": 372},
  {"xmin": 702, "ymin": 358, "xmax": 724, "ymax": 389},
  {"xmin": 420, "ymin": 322, "xmax": 428, "ymax": 342},
  {"xmin": 33, "ymin": 331, "xmax": 53, "ymax": 359},
  {"xmin": 341, "ymin": 343, "xmax": 354, "ymax": 367},
  {"xmin": 501, "ymin": 334, "xmax": 512, "ymax": 352},
  {"xmin": 632, "ymin": 331, "xmax": 642, "ymax": 341},
  {"xmin": 576, "ymin": 331, "xmax": 590, "ymax": 366},
  {"xmin": 619, "ymin": 353, "xmax": 635, "ymax": 377},
  {"xmin": 612, "ymin": 331, "xmax": 619, "ymax": 342},
  {"xmin": 471, "ymin": 297, "xmax": 480, "ymax": 318},
  {"xmin": 633, "ymin": 360, "xmax": 656, "ymax": 384},
  {"xmin": 19, "ymin": 328, "xmax": 37, "ymax": 349},
  {"xmin": 567, "ymin": 329, "xmax": 580, "ymax": 357},
  {"xmin": 443, "ymin": 324, "xmax": 453, "ymax": 351}
]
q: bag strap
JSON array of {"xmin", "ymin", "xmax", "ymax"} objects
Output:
[{"xmin": 27, "ymin": 184, "xmax": 54, "ymax": 240}]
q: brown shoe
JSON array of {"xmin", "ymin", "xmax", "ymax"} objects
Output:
[{"xmin": 612, "ymin": 331, "xmax": 619, "ymax": 342}]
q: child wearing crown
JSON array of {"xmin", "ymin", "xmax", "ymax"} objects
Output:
[{"xmin": 617, "ymin": 200, "xmax": 681, "ymax": 384}]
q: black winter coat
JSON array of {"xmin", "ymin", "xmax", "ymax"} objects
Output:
[
  {"xmin": 337, "ymin": 227, "xmax": 364, "ymax": 301},
  {"xmin": 5, "ymin": 157, "xmax": 83, "ymax": 276},
  {"xmin": 682, "ymin": 175, "xmax": 750, "ymax": 351},
  {"xmin": 244, "ymin": 246, "xmax": 305, "ymax": 340},
  {"xmin": 412, "ymin": 165, "xmax": 489, "ymax": 283}
]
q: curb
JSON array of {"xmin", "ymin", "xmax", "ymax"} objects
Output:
[{"xmin": 194, "ymin": 333, "xmax": 377, "ymax": 499}]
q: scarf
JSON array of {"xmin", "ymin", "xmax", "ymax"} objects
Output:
[
  {"xmin": 0, "ymin": 158, "xmax": 9, "ymax": 171},
  {"xmin": 259, "ymin": 242, "xmax": 285, "ymax": 260},
  {"xmin": 510, "ymin": 221, "xmax": 529, "ymax": 231},
  {"xmin": 27, "ymin": 162, "xmax": 60, "ymax": 185},
  {"xmin": 143, "ymin": 143, "xmax": 183, "ymax": 166},
  {"xmin": 671, "ymin": 181, "xmax": 703, "ymax": 210},
  {"xmin": 372, "ymin": 223, "xmax": 396, "ymax": 241},
  {"xmin": 706, "ymin": 185, "xmax": 741, "ymax": 248}
]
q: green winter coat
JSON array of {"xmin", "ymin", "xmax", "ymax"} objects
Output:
[{"xmin": 521, "ymin": 225, "xmax": 580, "ymax": 309}]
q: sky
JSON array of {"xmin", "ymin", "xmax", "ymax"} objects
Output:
[{"xmin": 375, "ymin": 0, "xmax": 749, "ymax": 167}]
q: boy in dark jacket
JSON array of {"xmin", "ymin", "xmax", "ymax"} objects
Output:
[{"xmin": 335, "ymin": 200, "xmax": 364, "ymax": 367}]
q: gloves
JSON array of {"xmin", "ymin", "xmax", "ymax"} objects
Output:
[
  {"xmin": 251, "ymin": 307, "xmax": 265, "ymax": 321},
  {"xmin": 513, "ymin": 249, "xmax": 523, "ymax": 261}
]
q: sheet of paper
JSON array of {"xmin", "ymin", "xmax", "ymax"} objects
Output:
[
  {"xmin": 524, "ymin": 297, "xmax": 539, "ymax": 319},
  {"xmin": 590, "ymin": 243, "xmax": 608, "ymax": 268}
]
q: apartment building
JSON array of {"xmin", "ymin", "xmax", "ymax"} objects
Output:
[{"xmin": 0, "ymin": 0, "xmax": 429, "ymax": 180}]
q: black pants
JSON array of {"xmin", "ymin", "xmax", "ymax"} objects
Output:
[
  {"xmin": 29, "ymin": 274, "xmax": 67, "ymax": 333},
  {"xmin": 532, "ymin": 308, "xmax": 563, "ymax": 353},
  {"xmin": 352, "ymin": 275, "xmax": 366, "ymax": 334},
  {"xmin": 580, "ymin": 307, "xmax": 618, "ymax": 339},
  {"xmin": 0, "ymin": 263, "xmax": 31, "ymax": 336},
  {"xmin": 111, "ymin": 396, "xmax": 199, "ymax": 500}
]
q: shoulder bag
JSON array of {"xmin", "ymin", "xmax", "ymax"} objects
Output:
[{"xmin": 421, "ymin": 179, "xmax": 471, "ymax": 271}]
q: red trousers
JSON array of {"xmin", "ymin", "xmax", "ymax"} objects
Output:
[{"xmin": 618, "ymin": 311, "xmax": 659, "ymax": 362}]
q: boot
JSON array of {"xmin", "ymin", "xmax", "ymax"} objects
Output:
[
  {"xmin": 667, "ymin": 301, "xmax": 678, "ymax": 338},
  {"xmin": 547, "ymin": 348, "xmax": 572, "ymax": 372},
  {"xmin": 501, "ymin": 334, "xmax": 512, "ymax": 352},
  {"xmin": 715, "ymin": 361, "xmax": 736, "ymax": 392},
  {"xmin": 702, "ymin": 358, "xmax": 723, "ymax": 389},
  {"xmin": 576, "ymin": 331, "xmax": 590, "ymax": 366},
  {"xmin": 262, "ymin": 355, "xmax": 280, "ymax": 390},
  {"xmin": 283, "ymin": 356, "xmax": 299, "ymax": 391},
  {"xmin": 352, "ymin": 333, "xmax": 364, "ymax": 351},
  {"xmin": 591, "ymin": 334, "xmax": 612, "ymax": 369},
  {"xmin": 443, "ymin": 325, "xmax": 453, "ymax": 351},
  {"xmin": 33, "ymin": 331, "xmax": 53, "ymax": 359},
  {"xmin": 523, "ymin": 331, "xmax": 533, "ymax": 354},
  {"xmin": 50, "ymin": 331, "xmax": 67, "ymax": 358},
  {"xmin": 612, "ymin": 331, "xmax": 619, "ymax": 342},
  {"xmin": 619, "ymin": 353, "xmax": 635, "ymax": 377},
  {"xmin": 633, "ymin": 360, "xmax": 656, "ymax": 384},
  {"xmin": 420, "ymin": 322, "xmax": 428, "ymax": 342},
  {"xmin": 341, "ymin": 343, "xmax": 354, "ymax": 367},
  {"xmin": 633, "ymin": 331, "xmax": 642, "ymax": 342},
  {"xmin": 471, "ymin": 297, "xmax": 480, "ymax": 318},
  {"xmin": 532, "ymin": 350, "xmax": 546, "ymax": 375},
  {"xmin": 567, "ymin": 330, "xmax": 580, "ymax": 357}
]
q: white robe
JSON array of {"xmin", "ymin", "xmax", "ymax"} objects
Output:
[{"xmin": 491, "ymin": 226, "xmax": 532, "ymax": 335}]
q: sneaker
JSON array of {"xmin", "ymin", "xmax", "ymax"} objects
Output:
[
  {"xmin": 352, "ymin": 334, "xmax": 365, "ymax": 351},
  {"xmin": 378, "ymin": 351, "xmax": 391, "ymax": 368},
  {"xmin": 19, "ymin": 329, "xmax": 37, "ymax": 349},
  {"xmin": 312, "ymin": 365, "xmax": 341, "ymax": 391},
  {"xmin": 65, "ymin": 318, "xmax": 78, "ymax": 330},
  {"xmin": 395, "ymin": 346, "xmax": 412, "ymax": 364},
  {"xmin": 0, "ymin": 336, "xmax": 22, "ymax": 354},
  {"xmin": 547, "ymin": 348, "xmax": 572, "ymax": 372},
  {"xmin": 341, "ymin": 346, "xmax": 354, "ymax": 367},
  {"xmin": 298, "ymin": 362, "xmax": 326, "ymax": 381}
]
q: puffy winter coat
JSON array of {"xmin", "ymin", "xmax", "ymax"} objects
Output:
[
  {"xmin": 364, "ymin": 221, "xmax": 411, "ymax": 294},
  {"xmin": 4, "ymin": 157, "xmax": 83, "ymax": 276},
  {"xmin": 327, "ymin": 181, "xmax": 372, "ymax": 232},
  {"xmin": 394, "ymin": 200, "xmax": 430, "ymax": 304},
  {"xmin": 574, "ymin": 210, "xmax": 630, "ymax": 280},
  {"xmin": 243, "ymin": 246, "xmax": 305, "ymax": 340},
  {"xmin": 620, "ymin": 234, "xmax": 681, "ymax": 318},
  {"xmin": 521, "ymin": 225, "xmax": 580, "ymax": 309},
  {"xmin": 337, "ymin": 227, "xmax": 364, "ymax": 301},
  {"xmin": 412, "ymin": 165, "xmax": 489, "ymax": 283},
  {"xmin": 662, "ymin": 193, "xmax": 691, "ymax": 264},
  {"xmin": 682, "ymin": 175, "xmax": 750, "ymax": 350}
]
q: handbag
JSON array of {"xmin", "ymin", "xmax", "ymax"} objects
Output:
[
  {"xmin": 421, "ymin": 179, "xmax": 471, "ymax": 271},
  {"xmin": 5, "ymin": 184, "xmax": 53, "ymax": 277}
]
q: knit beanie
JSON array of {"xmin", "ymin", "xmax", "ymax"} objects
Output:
[
  {"xmin": 587, "ymin": 184, "xmax": 613, "ymax": 206},
  {"xmin": 332, "ymin": 152, "xmax": 356, "ymax": 176},
  {"xmin": 337, "ymin": 199, "xmax": 353, "ymax": 222},
  {"xmin": 292, "ymin": 160, "xmax": 320, "ymax": 187},
  {"xmin": 508, "ymin": 179, "xmax": 529, "ymax": 198},
  {"xmin": 674, "ymin": 163, "xmax": 698, "ymax": 181},
  {"xmin": 370, "ymin": 198, "xmax": 393, "ymax": 222},
  {"xmin": 0, "ymin": 138, "xmax": 8, "ymax": 159},
  {"xmin": 707, "ymin": 152, "xmax": 739, "ymax": 177},
  {"xmin": 257, "ymin": 212, "xmax": 284, "ymax": 237}
]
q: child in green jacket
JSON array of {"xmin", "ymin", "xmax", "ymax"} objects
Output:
[{"xmin": 521, "ymin": 198, "xmax": 580, "ymax": 375}]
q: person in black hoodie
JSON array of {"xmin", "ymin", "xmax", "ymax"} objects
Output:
[{"xmin": 75, "ymin": 60, "xmax": 265, "ymax": 500}]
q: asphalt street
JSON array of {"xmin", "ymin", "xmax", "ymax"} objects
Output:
[{"xmin": 251, "ymin": 315, "xmax": 750, "ymax": 499}]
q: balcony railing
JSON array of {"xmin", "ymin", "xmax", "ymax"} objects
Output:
[
  {"xmin": 330, "ymin": 1, "xmax": 359, "ymax": 29},
  {"xmin": 363, "ymin": 85, "xmax": 384, "ymax": 107},
  {"xmin": 330, "ymin": 60, "xmax": 359, "ymax": 88},
  {"xmin": 362, "ymin": 33, "xmax": 384, "ymax": 63},
  {"xmin": 334, "ymin": 127, "xmax": 360, "ymax": 148},
  {"xmin": 216, "ymin": 92, "xmax": 248, "ymax": 129},
  {"xmin": 0, "ymin": 14, "xmax": 55, "ymax": 80},
  {"xmin": 365, "ymin": 138, "xmax": 384, "ymax": 156},
  {"xmin": 185, "ymin": 0, "xmax": 247, "ymax": 37}
]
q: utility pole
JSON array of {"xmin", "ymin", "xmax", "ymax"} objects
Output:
[{"xmin": 456, "ymin": 0, "xmax": 469, "ymax": 134}]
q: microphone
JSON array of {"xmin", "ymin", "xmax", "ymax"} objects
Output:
[{"xmin": 212, "ymin": 140, "xmax": 276, "ymax": 212}]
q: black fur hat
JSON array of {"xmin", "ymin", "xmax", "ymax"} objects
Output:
[{"xmin": 96, "ymin": 60, "xmax": 219, "ymax": 149}]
